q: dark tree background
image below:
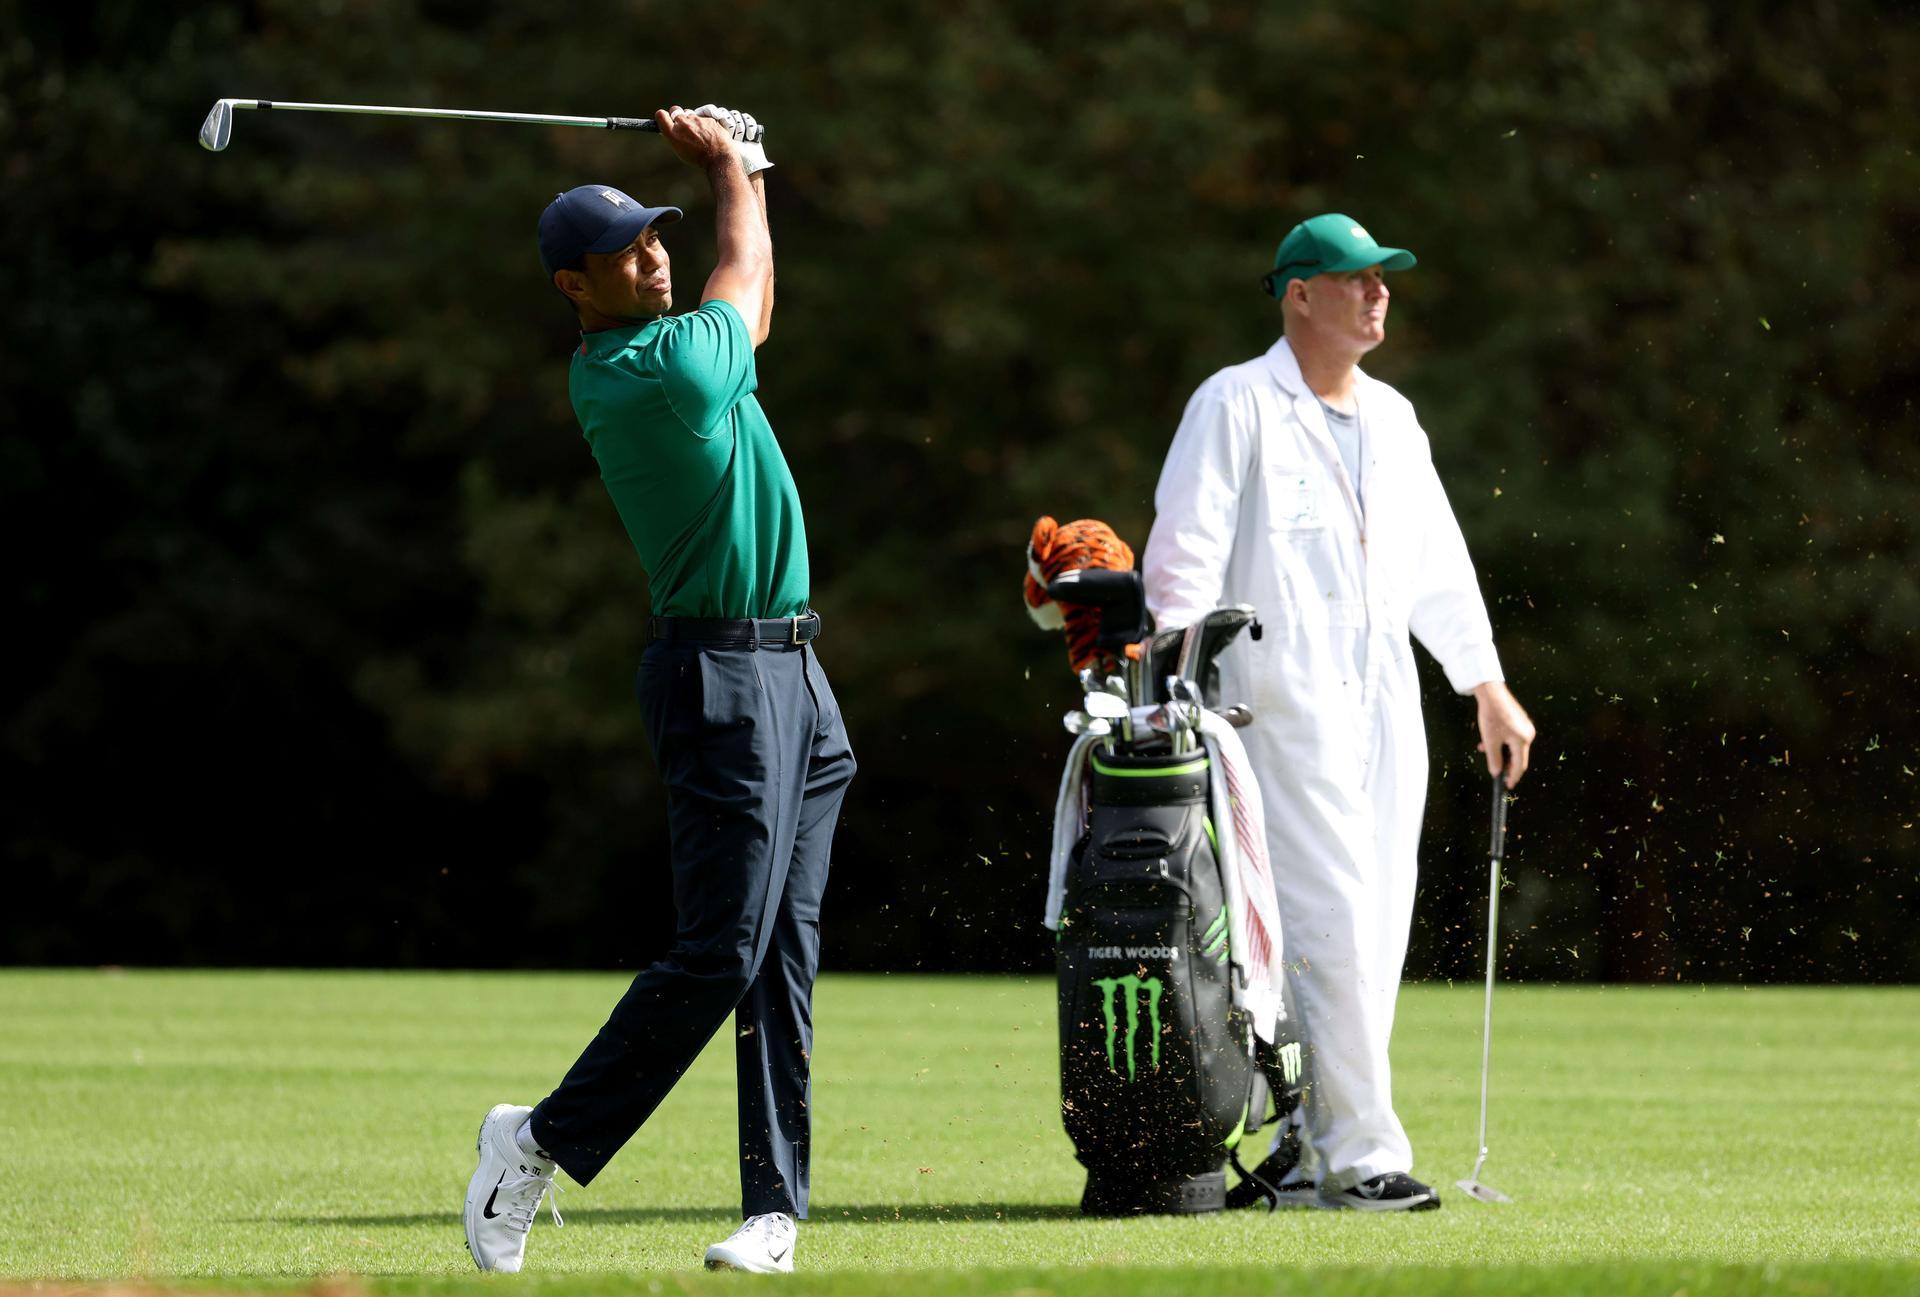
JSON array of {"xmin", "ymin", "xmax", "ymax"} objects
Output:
[{"xmin": 5, "ymin": 1, "xmax": 1915, "ymax": 981}]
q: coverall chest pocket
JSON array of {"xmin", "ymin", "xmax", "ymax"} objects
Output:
[{"xmin": 1265, "ymin": 461, "xmax": 1326, "ymax": 531}]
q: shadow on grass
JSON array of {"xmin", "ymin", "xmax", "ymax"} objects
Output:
[{"xmin": 258, "ymin": 1202, "xmax": 1082, "ymax": 1227}]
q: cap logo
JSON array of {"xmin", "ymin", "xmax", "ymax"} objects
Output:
[
  {"xmin": 600, "ymin": 190, "xmax": 630, "ymax": 208},
  {"xmin": 1351, "ymin": 226, "xmax": 1369, "ymax": 239}
]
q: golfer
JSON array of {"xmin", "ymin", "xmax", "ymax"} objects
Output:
[
  {"xmin": 1143, "ymin": 214, "xmax": 1534, "ymax": 1211},
  {"xmin": 463, "ymin": 105, "xmax": 855, "ymax": 1274}
]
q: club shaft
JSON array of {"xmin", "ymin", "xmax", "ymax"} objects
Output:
[
  {"xmin": 1472, "ymin": 775, "xmax": 1507, "ymax": 1172},
  {"xmin": 1474, "ymin": 852, "xmax": 1500, "ymax": 1161},
  {"xmin": 228, "ymin": 99, "xmax": 658, "ymax": 133}
]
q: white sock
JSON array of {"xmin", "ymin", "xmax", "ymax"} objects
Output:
[{"xmin": 514, "ymin": 1117, "xmax": 553, "ymax": 1163}]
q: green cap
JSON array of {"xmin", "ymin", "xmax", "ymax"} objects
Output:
[{"xmin": 1261, "ymin": 213, "xmax": 1416, "ymax": 298}]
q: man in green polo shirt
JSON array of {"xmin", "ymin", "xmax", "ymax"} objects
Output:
[{"xmin": 462, "ymin": 104, "xmax": 855, "ymax": 1277}]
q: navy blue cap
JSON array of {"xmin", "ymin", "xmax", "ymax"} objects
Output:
[{"xmin": 538, "ymin": 185, "xmax": 683, "ymax": 276}]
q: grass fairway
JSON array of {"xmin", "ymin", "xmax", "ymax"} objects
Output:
[{"xmin": 3, "ymin": 971, "xmax": 1916, "ymax": 1296}]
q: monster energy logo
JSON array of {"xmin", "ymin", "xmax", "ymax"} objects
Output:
[
  {"xmin": 1202, "ymin": 905, "xmax": 1229, "ymax": 963},
  {"xmin": 1276, "ymin": 1040, "xmax": 1303, "ymax": 1087},
  {"xmin": 1092, "ymin": 975, "xmax": 1164, "ymax": 1080}
]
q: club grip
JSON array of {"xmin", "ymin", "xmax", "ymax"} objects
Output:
[
  {"xmin": 606, "ymin": 117, "xmax": 662, "ymax": 133},
  {"xmin": 1489, "ymin": 772, "xmax": 1508, "ymax": 859}
]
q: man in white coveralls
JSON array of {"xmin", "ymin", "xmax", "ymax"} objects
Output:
[{"xmin": 1143, "ymin": 213, "xmax": 1535, "ymax": 1211}]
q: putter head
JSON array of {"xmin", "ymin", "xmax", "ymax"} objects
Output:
[
  {"xmin": 1455, "ymin": 1178, "xmax": 1513, "ymax": 1204},
  {"xmin": 199, "ymin": 100, "xmax": 236, "ymax": 152}
]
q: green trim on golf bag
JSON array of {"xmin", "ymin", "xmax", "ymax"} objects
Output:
[{"xmin": 1058, "ymin": 748, "xmax": 1257, "ymax": 1216}]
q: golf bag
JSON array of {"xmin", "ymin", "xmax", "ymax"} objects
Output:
[
  {"xmin": 1045, "ymin": 567, "xmax": 1294, "ymax": 1215},
  {"xmin": 1057, "ymin": 745, "xmax": 1256, "ymax": 1214}
]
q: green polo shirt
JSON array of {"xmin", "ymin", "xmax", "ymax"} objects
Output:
[{"xmin": 569, "ymin": 298, "xmax": 809, "ymax": 619}]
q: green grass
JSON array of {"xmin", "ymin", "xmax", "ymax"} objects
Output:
[{"xmin": 3, "ymin": 971, "xmax": 1916, "ymax": 1296}]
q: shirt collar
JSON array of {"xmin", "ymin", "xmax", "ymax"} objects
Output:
[{"xmin": 576, "ymin": 317, "xmax": 664, "ymax": 357}]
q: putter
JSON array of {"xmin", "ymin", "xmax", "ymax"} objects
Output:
[
  {"xmin": 1457, "ymin": 769, "xmax": 1514, "ymax": 1205},
  {"xmin": 199, "ymin": 98, "xmax": 663, "ymax": 152}
]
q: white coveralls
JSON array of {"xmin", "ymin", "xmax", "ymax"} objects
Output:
[{"xmin": 1143, "ymin": 336, "xmax": 1502, "ymax": 1187}]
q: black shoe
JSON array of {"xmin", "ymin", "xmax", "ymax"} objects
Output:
[
  {"xmin": 1226, "ymin": 1126, "xmax": 1317, "ymax": 1209},
  {"xmin": 1320, "ymin": 1172, "xmax": 1442, "ymax": 1212}
]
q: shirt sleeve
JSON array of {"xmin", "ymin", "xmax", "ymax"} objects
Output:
[
  {"xmin": 1144, "ymin": 382, "xmax": 1257, "ymax": 630},
  {"xmin": 654, "ymin": 298, "xmax": 757, "ymax": 437},
  {"xmin": 1406, "ymin": 445, "xmax": 1505, "ymax": 694}
]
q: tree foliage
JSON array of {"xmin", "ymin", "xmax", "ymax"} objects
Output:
[{"xmin": 6, "ymin": 1, "xmax": 1916, "ymax": 979}]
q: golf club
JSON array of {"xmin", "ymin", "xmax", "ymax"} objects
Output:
[
  {"xmin": 1062, "ymin": 712, "xmax": 1111, "ymax": 739},
  {"xmin": 198, "ymin": 98, "xmax": 662, "ymax": 152},
  {"xmin": 1080, "ymin": 694, "xmax": 1128, "ymax": 755},
  {"xmin": 1174, "ymin": 605, "xmax": 1256, "ymax": 681},
  {"xmin": 1457, "ymin": 769, "xmax": 1514, "ymax": 1205},
  {"xmin": 1164, "ymin": 676, "xmax": 1202, "ymax": 754}
]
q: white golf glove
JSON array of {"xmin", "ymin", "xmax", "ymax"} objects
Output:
[{"xmin": 692, "ymin": 103, "xmax": 773, "ymax": 175}]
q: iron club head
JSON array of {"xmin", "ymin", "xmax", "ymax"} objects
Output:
[
  {"xmin": 1083, "ymin": 692, "xmax": 1129, "ymax": 722},
  {"xmin": 199, "ymin": 99, "xmax": 236, "ymax": 151},
  {"xmin": 1063, "ymin": 712, "xmax": 1111, "ymax": 737},
  {"xmin": 1455, "ymin": 1177, "xmax": 1513, "ymax": 1204}
]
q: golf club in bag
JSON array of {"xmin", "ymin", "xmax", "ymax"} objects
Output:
[{"xmin": 1046, "ymin": 569, "xmax": 1302, "ymax": 1215}]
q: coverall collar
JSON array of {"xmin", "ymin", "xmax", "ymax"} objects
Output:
[{"xmin": 1260, "ymin": 334, "xmax": 1375, "ymax": 404}]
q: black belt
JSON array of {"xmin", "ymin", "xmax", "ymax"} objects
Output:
[{"xmin": 648, "ymin": 611, "xmax": 821, "ymax": 646}]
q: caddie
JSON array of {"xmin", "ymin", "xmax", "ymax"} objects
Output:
[
  {"xmin": 462, "ymin": 104, "xmax": 855, "ymax": 1274},
  {"xmin": 1143, "ymin": 213, "xmax": 1534, "ymax": 1211}
]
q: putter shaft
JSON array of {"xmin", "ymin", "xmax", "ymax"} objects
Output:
[{"xmin": 1461, "ymin": 771, "xmax": 1512, "ymax": 1203}]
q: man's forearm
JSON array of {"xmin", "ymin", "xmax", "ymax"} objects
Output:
[
  {"xmin": 750, "ymin": 171, "xmax": 774, "ymax": 337},
  {"xmin": 709, "ymin": 155, "xmax": 770, "ymax": 275}
]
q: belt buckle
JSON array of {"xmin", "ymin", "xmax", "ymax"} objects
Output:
[{"xmin": 790, "ymin": 615, "xmax": 802, "ymax": 645}]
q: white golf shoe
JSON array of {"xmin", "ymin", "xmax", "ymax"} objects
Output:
[
  {"xmin": 704, "ymin": 1211, "xmax": 797, "ymax": 1273},
  {"xmin": 463, "ymin": 1103, "xmax": 563, "ymax": 1272}
]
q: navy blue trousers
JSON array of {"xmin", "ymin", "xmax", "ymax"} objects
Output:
[{"xmin": 528, "ymin": 635, "xmax": 855, "ymax": 1219}]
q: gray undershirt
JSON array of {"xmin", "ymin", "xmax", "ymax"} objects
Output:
[{"xmin": 1318, "ymin": 398, "xmax": 1363, "ymax": 503}]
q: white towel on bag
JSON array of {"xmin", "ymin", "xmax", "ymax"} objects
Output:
[
  {"xmin": 1043, "ymin": 733, "xmax": 1100, "ymax": 933},
  {"xmin": 1196, "ymin": 710, "xmax": 1285, "ymax": 1041}
]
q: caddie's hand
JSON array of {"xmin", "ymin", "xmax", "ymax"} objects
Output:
[
  {"xmin": 654, "ymin": 105, "xmax": 735, "ymax": 169},
  {"xmin": 691, "ymin": 102, "xmax": 774, "ymax": 175},
  {"xmin": 1472, "ymin": 681, "xmax": 1535, "ymax": 788}
]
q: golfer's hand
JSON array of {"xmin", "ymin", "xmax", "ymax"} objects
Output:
[
  {"xmin": 655, "ymin": 106, "xmax": 736, "ymax": 170},
  {"xmin": 692, "ymin": 104, "xmax": 764, "ymax": 143},
  {"xmin": 1472, "ymin": 681, "xmax": 1535, "ymax": 788},
  {"xmin": 692, "ymin": 103, "xmax": 773, "ymax": 175}
]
